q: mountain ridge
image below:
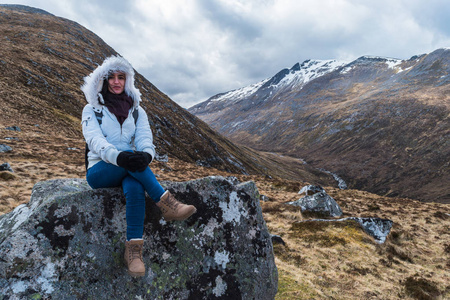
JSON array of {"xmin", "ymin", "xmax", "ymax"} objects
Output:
[{"xmin": 189, "ymin": 49, "xmax": 450, "ymax": 203}]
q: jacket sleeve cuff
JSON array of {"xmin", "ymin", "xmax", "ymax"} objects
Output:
[{"xmin": 104, "ymin": 148, "xmax": 121, "ymax": 166}]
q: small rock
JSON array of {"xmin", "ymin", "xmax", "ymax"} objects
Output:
[
  {"xmin": 5, "ymin": 126, "xmax": 21, "ymax": 131},
  {"xmin": 0, "ymin": 163, "xmax": 13, "ymax": 172},
  {"xmin": 260, "ymin": 195, "xmax": 270, "ymax": 202},
  {"xmin": 271, "ymin": 235, "xmax": 286, "ymax": 246},
  {"xmin": 155, "ymin": 153, "xmax": 169, "ymax": 162},
  {"xmin": 0, "ymin": 144, "xmax": 12, "ymax": 153},
  {"xmin": 351, "ymin": 217, "xmax": 393, "ymax": 243}
]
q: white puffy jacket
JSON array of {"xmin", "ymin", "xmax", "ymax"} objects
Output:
[{"xmin": 81, "ymin": 56, "xmax": 155, "ymax": 169}]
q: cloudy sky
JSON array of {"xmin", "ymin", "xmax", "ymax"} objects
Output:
[{"xmin": 3, "ymin": 0, "xmax": 450, "ymax": 107}]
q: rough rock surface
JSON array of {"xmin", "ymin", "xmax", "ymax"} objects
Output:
[
  {"xmin": 288, "ymin": 191, "xmax": 343, "ymax": 217},
  {"xmin": 0, "ymin": 176, "xmax": 278, "ymax": 299},
  {"xmin": 348, "ymin": 217, "xmax": 393, "ymax": 243},
  {"xmin": 298, "ymin": 185, "xmax": 325, "ymax": 196}
]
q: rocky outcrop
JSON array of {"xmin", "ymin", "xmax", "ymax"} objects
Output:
[
  {"xmin": 0, "ymin": 177, "xmax": 278, "ymax": 299},
  {"xmin": 289, "ymin": 186, "xmax": 343, "ymax": 217},
  {"xmin": 290, "ymin": 185, "xmax": 392, "ymax": 242},
  {"xmin": 349, "ymin": 217, "xmax": 393, "ymax": 243}
]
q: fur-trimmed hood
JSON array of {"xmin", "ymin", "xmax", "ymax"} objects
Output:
[{"xmin": 81, "ymin": 55, "xmax": 141, "ymax": 109}]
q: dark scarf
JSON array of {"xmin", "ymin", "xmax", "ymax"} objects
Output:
[{"xmin": 101, "ymin": 81, "xmax": 133, "ymax": 125}]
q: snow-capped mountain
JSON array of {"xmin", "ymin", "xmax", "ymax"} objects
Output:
[
  {"xmin": 192, "ymin": 59, "xmax": 350, "ymax": 112},
  {"xmin": 189, "ymin": 49, "xmax": 450, "ymax": 203}
]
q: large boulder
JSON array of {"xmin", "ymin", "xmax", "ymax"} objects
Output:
[
  {"xmin": 288, "ymin": 190, "xmax": 343, "ymax": 218},
  {"xmin": 0, "ymin": 176, "xmax": 278, "ymax": 299}
]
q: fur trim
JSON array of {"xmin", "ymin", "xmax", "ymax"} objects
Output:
[{"xmin": 81, "ymin": 55, "xmax": 141, "ymax": 109}]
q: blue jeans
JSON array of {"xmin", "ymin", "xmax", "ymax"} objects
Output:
[{"xmin": 86, "ymin": 160, "xmax": 165, "ymax": 240}]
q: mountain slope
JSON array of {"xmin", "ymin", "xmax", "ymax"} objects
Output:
[
  {"xmin": 190, "ymin": 51, "xmax": 450, "ymax": 203},
  {"xmin": 1, "ymin": 7, "xmax": 449, "ymax": 299},
  {"xmin": 0, "ymin": 4, "xmax": 337, "ymax": 188}
]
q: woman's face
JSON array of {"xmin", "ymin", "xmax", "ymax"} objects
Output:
[{"xmin": 107, "ymin": 72, "xmax": 126, "ymax": 94}]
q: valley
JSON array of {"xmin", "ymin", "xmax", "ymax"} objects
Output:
[
  {"xmin": 0, "ymin": 5, "xmax": 449, "ymax": 299},
  {"xmin": 190, "ymin": 52, "xmax": 450, "ymax": 204}
]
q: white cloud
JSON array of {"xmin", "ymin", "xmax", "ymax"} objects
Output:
[{"xmin": 3, "ymin": 0, "xmax": 450, "ymax": 108}]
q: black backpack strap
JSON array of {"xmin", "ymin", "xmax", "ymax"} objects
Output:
[
  {"xmin": 84, "ymin": 144, "xmax": 90, "ymax": 170},
  {"xmin": 94, "ymin": 108, "xmax": 135, "ymax": 126},
  {"xmin": 94, "ymin": 110, "xmax": 103, "ymax": 125},
  {"xmin": 132, "ymin": 108, "xmax": 139, "ymax": 124}
]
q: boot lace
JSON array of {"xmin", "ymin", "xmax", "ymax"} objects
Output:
[
  {"xmin": 129, "ymin": 244, "xmax": 143, "ymax": 261},
  {"xmin": 166, "ymin": 194, "xmax": 181, "ymax": 210}
]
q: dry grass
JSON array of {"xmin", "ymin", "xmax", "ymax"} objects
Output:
[
  {"xmin": 0, "ymin": 7, "xmax": 448, "ymax": 299},
  {"xmin": 1, "ymin": 124, "xmax": 449, "ymax": 299},
  {"xmin": 267, "ymin": 185, "xmax": 450, "ymax": 299},
  {"xmin": 2, "ymin": 157, "xmax": 449, "ymax": 299}
]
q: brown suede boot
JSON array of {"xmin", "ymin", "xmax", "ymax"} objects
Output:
[
  {"xmin": 157, "ymin": 191, "xmax": 197, "ymax": 221},
  {"xmin": 124, "ymin": 239, "xmax": 145, "ymax": 277}
]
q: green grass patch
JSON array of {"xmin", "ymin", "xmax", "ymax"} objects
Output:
[
  {"xmin": 275, "ymin": 268, "xmax": 319, "ymax": 300},
  {"xmin": 290, "ymin": 219, "xmax": 371, "ymax": 247}
]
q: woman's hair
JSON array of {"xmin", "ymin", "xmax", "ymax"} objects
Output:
[
  {"xmin": 101, "ymin": 79, "xmax": 109, "ymax": 98},
  {"xmin": 106, "ymin": 70, "xmax": 126, "ymax": 79}
]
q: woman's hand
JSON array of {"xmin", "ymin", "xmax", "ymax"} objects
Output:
[
  {"xmin": 117, "ymin": 151, "xmax": 152, "ymax": 172},
  {"xmin": 116, "ymin": 152, "xmax": 144, "ymax": 172},
  {"xmin": 134, "ymin": 151, "xmax": 152, "ymax": 172}
]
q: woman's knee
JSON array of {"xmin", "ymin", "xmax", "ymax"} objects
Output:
[
  {"xmin": 122, "ymin": 176, "xmax": 145, "ymax": 199},
  {"xmin": 87, "ymin": 161, "xmax": 127, "ymax": 188}
]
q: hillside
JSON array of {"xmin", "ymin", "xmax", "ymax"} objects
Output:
[
  {"xmin": 0, "ymin": 5, "xmax": 449, "ymax": 300},
  {"xmin": 0, "ymin": 4, "xmax": 337, "ymax": 192},
  {"xmin": 190, "ymin": 52, "xmax": 450, "ymax": 203}
]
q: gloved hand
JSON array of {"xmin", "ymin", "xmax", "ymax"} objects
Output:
[
  {"xmin": 116, "ymin": 152, "xmax": 144, "ymax": 172},
  {"xmin": 134, "ymin": 151, "xmax": 152, "ymax": 172},
  {"xmin": 135, "ymin": 151, "xmax": 152, "ymax": 164}
]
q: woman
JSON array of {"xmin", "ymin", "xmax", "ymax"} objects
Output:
[{"xmin": 81, "ymin": 55, "xmax": 196, "ymax": 277}]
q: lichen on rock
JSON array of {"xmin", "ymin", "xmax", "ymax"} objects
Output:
[
  {"xmin": 0, "ymin": 176, "xmax": 278, "ymax": 299},
  {"xmin": 288, "ymin": 189, "xmax": 343, "ymax": 217}
]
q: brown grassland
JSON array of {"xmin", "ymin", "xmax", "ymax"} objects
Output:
[{"xmin": 1, "ymin": 124, "xmax": 449, "ymax": 300}]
